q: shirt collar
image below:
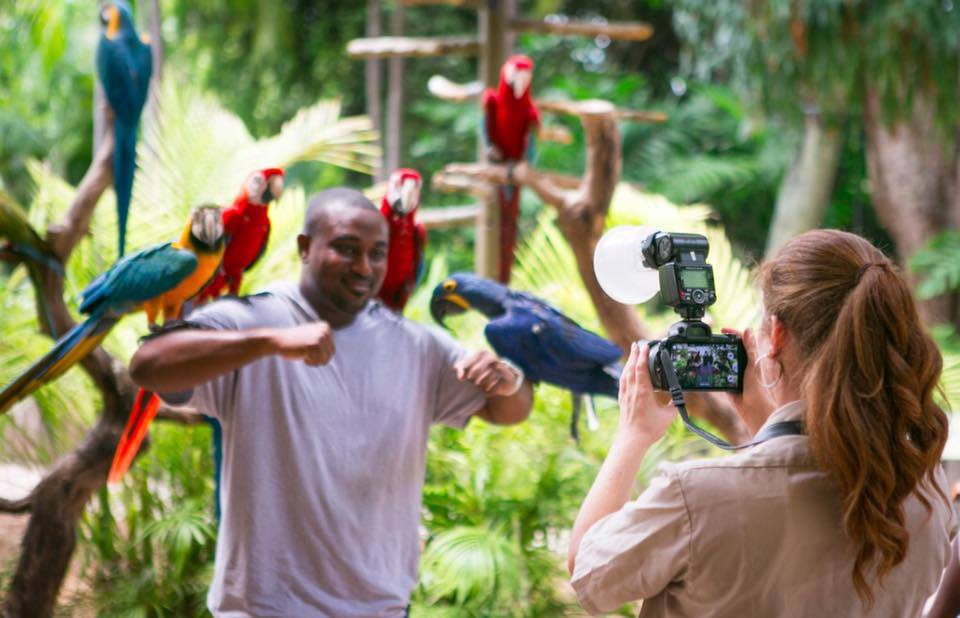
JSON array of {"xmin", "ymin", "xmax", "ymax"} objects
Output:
[
  {"xmin": 757, "ymin": 400, "xmax": 804, "ymax": 434},
  {"xmin": 272, "ymin": 281, "xmax": 381, "ymax": 330}
]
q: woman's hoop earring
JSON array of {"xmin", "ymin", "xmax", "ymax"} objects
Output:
[{"xmin": 756, "ymin": 353, "xmax": 784, "ymax": 389}]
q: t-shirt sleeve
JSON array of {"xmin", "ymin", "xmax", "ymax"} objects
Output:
[
  {"xmin": 427, "ymin": 326, "xmax": 488, "ymax": 429},
  {"xmin": 154, "ymin": 300, "xmax": 246, "ymax": 421},
  {"xmin": 570, "ymin": 463, "xmax": 691, "ymax": 615}
]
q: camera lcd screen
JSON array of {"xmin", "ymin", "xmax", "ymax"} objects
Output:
[
  {"xmin": 669, "ymin": 342, "xmax": 741, "ymax": 389},
  {"xmin": 679, "ymin": 268, "xmax": 709, "ymax": 289}
]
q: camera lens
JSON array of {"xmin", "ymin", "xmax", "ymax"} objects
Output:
[{"xmin": 692, "ymin": 289, "xmax": 706, "ymax": 304}]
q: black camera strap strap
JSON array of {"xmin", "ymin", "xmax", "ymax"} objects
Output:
[{"xmin": 658, "ymin": 347, "xmax": 803, "ymax": 451}]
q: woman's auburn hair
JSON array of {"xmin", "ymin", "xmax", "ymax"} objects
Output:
[{"xmin": 759, "ymin": 229, "xmax": 949, "ymax": 606}]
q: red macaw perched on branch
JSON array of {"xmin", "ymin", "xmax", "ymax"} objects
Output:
[
  {"xmin": 195, "ymin": 168, "xmax": 285, "ymax": 303},
  {"xmin": 377, "ymin": 168, "xmax": 426, "ymax": 313},
  {"xmin": 483, "ymin": 54, "xmax": 540, "ymax": 284}
]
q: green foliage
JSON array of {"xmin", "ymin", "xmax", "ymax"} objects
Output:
[
  {"xmin": 911, "ymin": 231, "xmax": 960, "ymax": 300},
  {"xmin": 0, "ymin": 1, "xmax": 95, "ymax": 201},
  {"xmin": 671, "ymin": 0, "xmax": 960, "ymax": 128},
  {"xmin": 76, "ymin": 424, "xmax": 216, "ymax": 617}
]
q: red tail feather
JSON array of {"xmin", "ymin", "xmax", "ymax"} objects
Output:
[{"xmin": 108, "ymin": 389, "xmax": 161, "ymax": 483}]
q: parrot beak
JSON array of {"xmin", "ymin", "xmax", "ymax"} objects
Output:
[
  {"xmin": 262, "ymin": 175, "xmax": 284, "ymax": 205},
  {"xmin": 397, "ymin": 179, "xmax": 419, "ymax": 215},
  {"xmin": 430, "ymin": 293, "xmax": 470, "ymax": 328},
  {"xmin": 104, "ymin": 5, "xmax": 120, "ymax": 39},
  {"xmin": 511, "ymin": 69, "xmax": 531, "ymax": 99}
]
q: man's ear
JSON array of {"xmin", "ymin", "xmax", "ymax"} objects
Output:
[{"xmin": 297, "ymin": 234, "xmax": 310, "ymax": 263}]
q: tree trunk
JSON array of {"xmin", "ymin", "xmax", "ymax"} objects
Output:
[
  {"xmin": 385, "ymin": 4, "xmax": 405, "ymax": 175},
  {"xmin": 863, "ymin": 90, "xmax": 958, "ymax": 325},
  {"xmin": 366, "ymin": 0, "xmax": 384, "ymax": 180},
  {"xmin": 765, "ymin": 110, "xmax": 842, "ymax": 257}
]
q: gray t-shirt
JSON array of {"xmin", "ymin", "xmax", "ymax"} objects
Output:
[{"xmin": 164, "ymin": 282, "xmax": 487, "ymax": 617}]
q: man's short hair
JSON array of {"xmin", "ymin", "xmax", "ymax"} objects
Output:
[{"xmin": 303, "ymin": 188, "xmax": 379, "ymax": 235}]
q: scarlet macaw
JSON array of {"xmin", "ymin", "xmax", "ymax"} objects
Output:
[
  {"xmin": 96, "ymin": 0, "xmax": 152, "ymax": 257},
  {"xmin": 195, "ymin": 168, "xmax": 285, "ymax": 303},
  {"xmin": 377, "ymin": 168, "xmax": 426, "ymax": 313},
  {"xmin": 430, "ymin": 272, "xmax": 621, "ymax": 440},
  {"xmin": 0, "ymin": 205, "xmax": 225, "ymax": 417},
  {"xmin": 0, "ymin": 190, "xmax": 64, "ymax": 337},
  {"xmin": 482, "ymin": 55, "xmax": 540, "ymax": 284}
]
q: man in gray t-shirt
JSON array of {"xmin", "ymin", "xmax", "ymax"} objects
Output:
[{"xmin": 131, "ymin": 188, "xmax": 533, "ymax": 616}]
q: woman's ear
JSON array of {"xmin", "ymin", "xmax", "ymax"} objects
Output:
[{"xmin": 768, "ymin": 314, "xmax": 788, "ymax": 360}]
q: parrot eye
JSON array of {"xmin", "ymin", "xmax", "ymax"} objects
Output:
[{"xmin": 442, "ymin": 280, "xmax": 456, "ymax": 292}]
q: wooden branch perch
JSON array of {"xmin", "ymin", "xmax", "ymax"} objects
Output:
[
  {"xmin": 440, "ymin": 100, "xmax": 748, "ymax": 443},
  {"xmin": 5, "ymin": 98, "xmax": 136, "ymax": 618},
  {"xmin": 426, "ymin": 76, "xmax": 668, "ymax": 123},
  {"xmin": 347, "ymin": 36, "xmax": 479, "ymax": 59},
  {"xmin": 399, "ymin": 0, "xmax": 481, "ymax": 7},
  {"xmin": 509, "ymin": 17, "xmax": 654, "ymax": 41},
  {"xmin": 419, "ymin": 205, "xmax": 482, "ymax": 230},
  {"xmin": 155, "ymin": 407, "xmax": 207, "ymax": 425},
  {"xmin": 536, "ymin": 99, "xmax": 668, "ymax": 123},
  {"xmin": 0, "ymin": 496, "xmax": 32, "ymax": 514}
]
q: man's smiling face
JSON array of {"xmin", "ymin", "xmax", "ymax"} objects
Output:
[{"xmin": 299, "ymin": 201, "xmax": 389, "ymax": 319}]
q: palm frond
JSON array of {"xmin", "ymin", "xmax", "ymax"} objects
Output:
[
  {"xmin": 910, "ymin": 231, "xmax": 960, "ymax": 299},
  {"xmin": 418, "ymin": 526, "xmax": 523, "ymax": 609}
]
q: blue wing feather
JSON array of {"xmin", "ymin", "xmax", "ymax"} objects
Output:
[{"xmin": 80, "ymin": 243, "xmax": 197, "ymax": 315}]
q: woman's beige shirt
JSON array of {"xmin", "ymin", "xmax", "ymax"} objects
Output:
[{"xmin": 571, "ymin": 401, "xmax": 956, "ymax": 617}]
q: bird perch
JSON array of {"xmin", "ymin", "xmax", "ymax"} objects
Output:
[
  {"xmin": 509, "ymin": 18, "xmax": 654, "ymax": 41},
  {"xmin": 347, "ymin": 36, "xmax": 479, "ymax": 59},
  {"xmin": 427, "ymin": 75, "xmax": 668, "ymax": 123}
]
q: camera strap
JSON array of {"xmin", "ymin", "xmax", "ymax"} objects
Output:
[{"xmin": 658, "ymin": 347, "xmax": 803, "ymax": 450}]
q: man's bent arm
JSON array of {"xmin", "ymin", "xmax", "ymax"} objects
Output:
[
  {"xmin": 130, "ymin": 328, "xmax": 278, "ymax": 392},
  {"xmin": 474, "ymin": 381, "xmax": 534, "ymax": 425}
]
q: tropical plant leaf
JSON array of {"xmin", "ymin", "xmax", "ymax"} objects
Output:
[
  {"xmin": 910, "ymin": 231, "xmax": 960, "ymax": 299},
  {"xmin": 418, "ymin": 526, "xmax": 523, "ymax": 609}
]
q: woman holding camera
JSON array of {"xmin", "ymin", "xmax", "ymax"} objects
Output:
[{"xmin": 568, "ymin": 230, "xmax": 955, "ymax": 616}]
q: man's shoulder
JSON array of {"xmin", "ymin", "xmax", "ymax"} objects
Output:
[
  {"xmin": 364, "ymin": 303, "xmax": 466, "ymax": 355},
  {"xmin": 187, "ymin": 282, "xmax": 300, "ymax": 329}
]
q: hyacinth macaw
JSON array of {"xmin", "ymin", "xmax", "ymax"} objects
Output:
[
  {"xmin": 195, "ymin": 168, "xmax": 285, "ymax": 304},
  {"xmin": 482, "ymin": 55, "xmax": 540, "ymax": 284},
  {"xmin": 377, "ymin": 168, "xmax": 426, "ymax": 313},
  {"xmin": 0, "ymin": 205, "xmax": 225, "ymax": 419},
  {"xmin": 0, "ymin": 190, "xmax": 64, "ymax": 337},
  {"xmin": 430, "ymin": 272, "xmax": 621, "ymax": 440},
  {"xmin": 96, "ymin": 0, "xmax": 152, "ymax": 258}
]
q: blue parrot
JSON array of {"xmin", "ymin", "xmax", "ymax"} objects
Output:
[
  {"xmin": 0, "ymin": 206, "xmax": 225, "ymax": 416},
  {"xmin": 430, "ymin": 272, "xmax": 623, "ymax": 440},
  {"xmin": 96, "ymin": 0, "xmax": 152, "ymax": 258}
]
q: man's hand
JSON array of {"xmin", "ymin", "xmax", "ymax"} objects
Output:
[
  {"xmin": 454, "ymin": 350, "xmax": 522, "ymax": 397},
  {"xmin": 268, "ymin": 321, "xmax": 335, "ymax": 367}
]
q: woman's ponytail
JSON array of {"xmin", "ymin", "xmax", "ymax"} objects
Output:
[{"xmin": 760, "ymin": 230, "xmax": 948, "ymax": 605}]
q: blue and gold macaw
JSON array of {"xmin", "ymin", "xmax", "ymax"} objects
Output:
[
  {"xmin": 0, "ymin": 190, "xmax": 64, "ymax": 337},
  {"xmin": 96, "ymin": 0, "xmax": 152, "ymax": 257},
  {"xmin": 0, "ymin": 205, "xmax": 225, "ymax": 418},
  {"xmin": 430, "ymin": 272, "xmax": 622, "ymax": 440}
]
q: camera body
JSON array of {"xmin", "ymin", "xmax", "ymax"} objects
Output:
[{"xmin": 640, "ymin": 232, "xmax": 746, "ymax": 392}]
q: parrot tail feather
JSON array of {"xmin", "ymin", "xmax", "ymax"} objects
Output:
[
  {"xmin": 114, "ymin": 120, "xmax": 138, "ymax": 258},
  {"xmin": 108, "ymin": 389, "xmax": 160, "ymax": 484},
  {"xmin": 0, "ymin": 316, "xmax": 111, "ymax": 415}
]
